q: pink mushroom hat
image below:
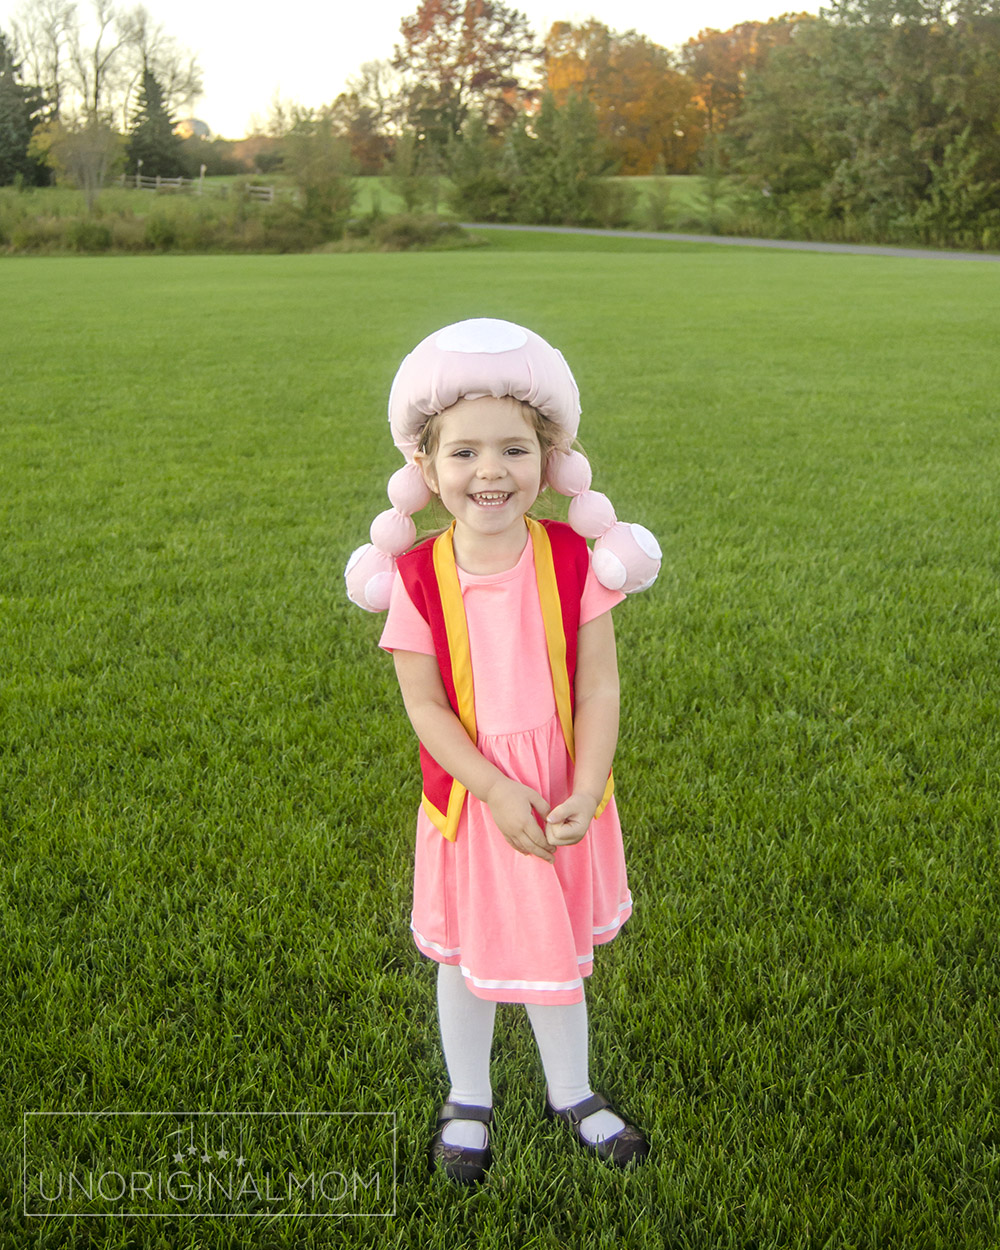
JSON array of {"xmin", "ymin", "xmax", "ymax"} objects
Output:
[{"xmin": 345, "ymin": 317, "xmax": 661, "ymax": 612}]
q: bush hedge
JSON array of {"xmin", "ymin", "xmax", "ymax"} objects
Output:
[{"xmin": 0, "ymin": 186, "xmax": 478, "ymax": 256}]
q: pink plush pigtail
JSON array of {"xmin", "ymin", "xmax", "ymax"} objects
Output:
[
  {"xmin": 545, "ymin": 449, "xmax": 662, "ymax": 594},
  {"xmin": 344, "ymin": 463, "xmax": 431, "ymax": 612}
]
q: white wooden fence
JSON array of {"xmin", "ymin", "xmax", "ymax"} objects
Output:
[
  {"xmin": 120, "ymin": 174, "xmax": 275, "ymax": 202},
  {"xmin": 122, "ymin": 174, "xmax": 195, "ymax": 192}
]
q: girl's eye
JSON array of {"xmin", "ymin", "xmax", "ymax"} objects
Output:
[
  {"xmin": 505, "ymin": 447, "xmax": 528, "ymax": 456},
  {"xmin": 452, "ymin": 449, "xmax": 474, "ymax": 458}
]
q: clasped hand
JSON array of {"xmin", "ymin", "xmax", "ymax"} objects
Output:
[{"xmin": 485, "ymin": 778, "xmax": 596, "ymax": 864}]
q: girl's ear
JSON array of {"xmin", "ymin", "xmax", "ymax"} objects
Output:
[{"xmin": 413, "ymin": 451, "xmax": 438, "ymax": 495}]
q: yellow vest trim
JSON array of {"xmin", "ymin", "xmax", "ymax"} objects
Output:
[
  {"xmin": 528, "ymin": 518, "xmax": 613, "ymax": 816},
  {"xmin": 424, "ymin": 524, "xmax": 474, "ymax": 840},
  {"xmin": 432, "ymin": 523, "xmax": 477, "ymax": 742},
  {"xmin": 527, "ymin": 517, "xmax": 575, "ymax": 760},
  {"xmin": 421, "ymin": 783, "xmax": 468, "ymax": 838},
  {"xmin": 596, "ymin": 771, "xmax": 614, "ymax": 819}
]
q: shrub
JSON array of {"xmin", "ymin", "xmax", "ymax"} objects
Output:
[
  {"xmin": 344, "ymin": 206, "xmax": 384, "ymax": 239},
  {"xmin": 0, "ymin": 191, "xmax": 29, "ymax": 244},
  {"xmin": 110, "ymin": 216, "xmax": 149, "ymax": 252},
  {"xmin": 65, "ymin": 219, "xmax": 112, "ymax": 252},
  {"xmin": 281, "ymin": 115, "xmax": 356, "ymax": 241},
  {"xmin": 260, "ymin": 200, "xmax": 324, "ymax": 252},
  {"xmin": 372, "ymin": 214, "xmax": 470, "ymax": 251},
  {"xmin": 585, "ymin": 179, "xmax": 637, "ymax": 230},
  {"xmin": 9, "ymin": 217, "xmax": 65, "ymax": 252},
  {"xmin": 144, "ymin": 215, "xmax": 177, "ymax": 251},
  {"xmin": 635, "ymin": 177, "xmax": 673, "ymax": 232},
  {"xmin": 449, "ymin": 171, "xmax": 513, "ymax": 222}
]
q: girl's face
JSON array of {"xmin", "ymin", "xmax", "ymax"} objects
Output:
[{"xmin": 416, "ymin": 396, "xmax": 544, "ymax": 549}]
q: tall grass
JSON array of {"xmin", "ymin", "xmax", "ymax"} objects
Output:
[{"xmin": 3, "ymin": 238, "xmax": 999, "ymax": 1247}]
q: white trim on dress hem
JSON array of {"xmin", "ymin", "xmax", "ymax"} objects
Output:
[
  {"xmin": 410, "ymin": 925, "xmax": 461, "ymax": 958},
  {"xmin": 460, "ymin": 964, "xmax": 584, "ymax": 994},
  {"xmin": 593, "ymin": 896, "xmax": 632, "ymax": 936},
  {"xmin": 410, "ymin": 891, "xmax": 632, "ymax": 978}
]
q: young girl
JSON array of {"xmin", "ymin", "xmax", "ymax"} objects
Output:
[{"xmin": 345, "ymin": 318, "xmax": 661, "ymax": 1184}]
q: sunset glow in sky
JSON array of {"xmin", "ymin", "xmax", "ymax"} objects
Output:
[{"xmin": 0, "ymin": 0, "xmax": 819, "ymax": 139}]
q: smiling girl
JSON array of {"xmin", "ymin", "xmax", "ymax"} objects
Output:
[{"xmin": 345, "ymin": 318, "xmax": 661, "ymax": 1184}]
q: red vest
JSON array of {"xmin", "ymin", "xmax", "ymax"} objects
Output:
[{"xmin": 397, "ymin": 517, "xmax": 613, "ymax": 840}]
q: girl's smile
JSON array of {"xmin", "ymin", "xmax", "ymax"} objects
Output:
[
  {"xmin": 416, "ymin": 396, "xmax": 545, "ymax": 570},
  {"xmin": 470, "ymin": 491, "xmax": 513, "ymax": 507}
]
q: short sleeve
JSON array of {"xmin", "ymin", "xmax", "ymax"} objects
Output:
[
  {"xmin": 580, "ymin": 549, "xmax": 627, "ymax": 624},
  {"xmin": 378, "ymin": 571, "xmax": 435, "ymax": 655}
]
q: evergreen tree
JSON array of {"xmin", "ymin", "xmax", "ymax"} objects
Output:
[
  {"xmin": 0, "ymin": 31, "xmax": 46, "ymax": 186},
  {"xmin": 505, "ymin": 92, "xmax": 609, "ymax": 226},
  {"xmin": 386, "ymin": 130, "xmax": 432, "ymax": 211},
  {"xmin": 126, "ymin": 70, "xmax": 184, "ymax": 178},
  {"xmin": 448, "ymin": 111, "xmax": 512, "ymax": 220},
  {"xmin": 281, "ymin": 109, "xmax": 356, "ymax": 241}
]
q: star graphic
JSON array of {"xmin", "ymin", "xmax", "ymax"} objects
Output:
[
  {"xmin": 217, "ymin": 1148, "xmax": 229, "ymax": 1160},
  {"xmin": 187, "ymin": 1145, "xmax": 197, "ymax": 1155},
  {"xmin": 173, "ymin": 1151, "xmax": 185, "ymax": 1164},
  {"xmin": 201, "ymin": 1154, "xmax": 211, "ymax": 1163},
  {"xmin": 235, "ymin": 1155, "xmax": 245, "ymax": 1168}
]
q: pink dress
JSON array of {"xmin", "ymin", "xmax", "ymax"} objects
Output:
[{"xmin": 379, "ymin": 534, "xmax": 633, "ymax": 1005}]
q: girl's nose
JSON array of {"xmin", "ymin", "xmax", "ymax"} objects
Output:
[{"xmin": 477, "ymin": 455, "xmax": 504, "ymax": 478}]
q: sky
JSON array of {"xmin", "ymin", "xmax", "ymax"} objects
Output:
[{"xmin": 1, "ymin": 0, "xmax": 819, "ymax": 139}]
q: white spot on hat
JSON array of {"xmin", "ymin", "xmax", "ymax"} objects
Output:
[{"xmin": 435, "ymin": 319, "xmax": 528, "ymax": 354}]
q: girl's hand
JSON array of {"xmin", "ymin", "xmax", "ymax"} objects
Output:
[
  {"xmin": 545, "ymin": 794, "xmax": 598, "ymax": 847},
  {"xmin": 485, "ymin": 778, "xmax": 554, "ymax": 864}
]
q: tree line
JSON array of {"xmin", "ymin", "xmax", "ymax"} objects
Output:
[
  {"xmin": 0, "ymin": 0, "xmax": 200, "ymax": 202},
  {"xmin": 3, "ymin": 0, "xmax": 1000, "ymax": 248},
  {"xmin": 728, "ymin": 0, "xmax": 1000, "ymax": 247}
]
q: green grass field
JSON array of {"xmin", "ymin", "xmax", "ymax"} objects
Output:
[{"xmin": 4, "ymin": 232, "xmax": 999, "ymax": 1248}]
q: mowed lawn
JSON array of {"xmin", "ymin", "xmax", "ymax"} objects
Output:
[{"xmin": 3, "ymin": 235, "xmax": 999, "ymax": 1248}]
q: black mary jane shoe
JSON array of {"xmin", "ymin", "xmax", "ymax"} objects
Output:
[
  {"xmin": 429, "ymin": 1102, "xmax": 493, "ymax": 1185},
  {"xmin": 544, "ymin": 1091, "xmax": 650, "ymax": 1168}
]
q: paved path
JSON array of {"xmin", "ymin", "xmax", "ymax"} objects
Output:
[{"xmin": 462, "ymin": 221, "xmax": 1000, "ymax": 263}]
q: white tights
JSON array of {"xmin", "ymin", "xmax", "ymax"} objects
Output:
[{"xmin": 436, "ymin": 962, "xmax": 625, "ymax": 1149}]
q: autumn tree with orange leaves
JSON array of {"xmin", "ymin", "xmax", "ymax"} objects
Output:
[
  {"xmin": 680, "ymin": 16, "xmax": 808, "ymax": 149},
  {"xmin": 543, "ymin": 20, "xmax": 702, "ymax": 174},
  {"xmin": 393, "ymin": 0, "xmax": 539, "ymax": 145}
]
